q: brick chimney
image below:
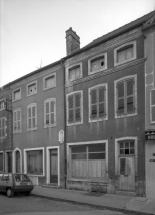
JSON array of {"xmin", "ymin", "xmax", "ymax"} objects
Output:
[{"xmin": 66, "ymin": 27, "xmax": 80, "ymax": 56}]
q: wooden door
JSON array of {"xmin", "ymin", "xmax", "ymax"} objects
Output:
[
  {"xmin": 16, "ymin": 151, "xmax": 20, "ymax": 173},
  {"xmin": 118, "ymin": 157, "xmax": 135, "ymax": 191},
  {"xmin": 7, "ymin": 152, "xmax": 12, "ymax": 173},
  {"xmin": 50, "ymin": 149, "xmax": 58, "ymax": 184}
]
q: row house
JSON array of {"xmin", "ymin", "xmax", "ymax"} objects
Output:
[
  {"xmin": 9, "ymin": 60, "xmax": 65, "ymax": 187},
  {"xmin": 64, "ymin": 11, "xmax": 155, "ymax": 196}
]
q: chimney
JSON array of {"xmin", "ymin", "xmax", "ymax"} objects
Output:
[{"xmin": 66, "ymin": 27, "xmax": 80, "ymax": 56}]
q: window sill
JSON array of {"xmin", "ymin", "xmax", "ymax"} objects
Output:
[
  {"xmin": 27, "ymin": 127, "xmax": 37, "ymax": 131},
  {"xmin": 44, "ymin": 124, "xmax": 56, "ymax": 128},
  {"xmin": 12, "ymin": 98, "xmax": 21, "ymax": 103},
  {"xmin": 88, "ymin": 67, "xmax": 107, "ymax": 75},
  {"xmin": 89, "ymin": 117, "xmax": 108, "ymax": 123},
  {"xmin": 43, "ymin": 85, "xmax": 56, "ymax": 91},
  {"xmin": 114, "ymin": 58, "xmax": 136, "ymax": 67},
  {"xmin": 26, "ymin": 92, "xmax": 37, "ymax": 97},
  {"xmin": 13, "ymin": 131, "xmax": 22, "ymax": 134},
  {"xmin": 115, "ymin": 112, "xmax": 137, "ymax": 119},
  {"xmin": 67, "ymin": 121, "xmax": 83, "ymax": 126}
]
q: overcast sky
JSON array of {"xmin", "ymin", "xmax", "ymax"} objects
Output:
[{"xmin": 0, "ymin": 0, "xmax": 154, "ymax": 87}]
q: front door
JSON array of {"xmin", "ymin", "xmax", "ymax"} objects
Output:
[
  {"xmin": 50, "ymin": 149, "xmax": 58, "ymax": 184},
  {"xmin": 118, "ymin": 156, "xmax": 135, "ymax": 191},
  {"xmin": 7, "ymin": 152, "xmax": 12, "ymax": 173}
]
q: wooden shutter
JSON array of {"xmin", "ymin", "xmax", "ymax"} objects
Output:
[
  {"xmin": 27, "ymin": 107, "xmax": 32, "ymax": 130},
  {"xmin": 13, "ymin": 111, "xmax": 17, "ymax": 132},
  {"xmin": 32, "ymin": 106, "xmax": 36, "ymax": 128},
  {"xmin": 126, "ymin": 79, "xmax": 134, "ymax": 113},
  {"xmin": 75, "ymin": 93, "xmax": 81, "ymax": 122},
  {"xmin": 17, "ymin": 110, "xmax": 21, "ymax": 131},
  {"xmin": 0, "ymin": 153, "xmax": 3, "ymax": 171},
  {"xmin": 151, "ymin": 89, "xmax": 155, "ymax": 122},
  {"xmin": 68, "ymin": 95, "xmax": 74, "ymax": 123},
  {"xmin": 117, "ymin": 82, "xmax": 125, "ymax": 115},
  {"xmin": 50, "ymin": 100, "xmax": 55, "ymax": 125},
  {"xmin": 91, "ymin": 89, "xmax": 97, "ymax": 119},
  {"xmin": 45, "ymin": 102, "xmax": 50, "ymax": 125},
  {"xmin": 98, "ymin": 87, "xmax": 106, "ymax": 118}
]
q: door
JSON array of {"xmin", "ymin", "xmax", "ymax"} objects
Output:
[
  {"xmin": 16, "ymin": 151, "xmax": 20, "ymax": 173},
  {"xmin": 7, "ymin": 152, "xmax": 12, "ymax": 173},
  {"xmin": 118, "ymin": 157, "xmax": 135, "ymax": 191},
  {"xmin": 50, "ymin": 149, "xmax": 58, "ymax": 184}
]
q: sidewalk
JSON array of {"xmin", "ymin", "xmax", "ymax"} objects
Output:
[{"xmin": 31, "ymin": 186, "xmax": 155, "ymax": 215}]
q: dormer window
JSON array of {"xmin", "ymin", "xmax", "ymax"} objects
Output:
[
  {"xmin": 114, "ymin": 41, "xmax": 136, "ymax": 66},
  {"xmin": 88, "ymin": 53, "xmax": 107, "ymax": 75},
  {"xmin": 67, "ymin": 63, "xmax": 82, "ymax": 82},
  {"xmin": 27, "ymin": 81, "xmax": 37, "ymax": 97}
]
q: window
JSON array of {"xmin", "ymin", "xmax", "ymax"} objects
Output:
[
  {"xmin": 27, "ymin": 81, "xmax": 37, "ymax": 96},
  {"xmin": 150, "ymin": 89, "xmax": 155, "ymax": 123},
  {"xmin": 0, "ymin": 152, "xmax": 4, "ymax": 172},
  {"xmin": 12, "ymin": 88, "xmax": 21, "ymax": 102},
  {"xmin": 114, "ymin": 41, "xmax": 136, "ymax": 66},
  {"xmin": 13, "ymin": 108, "xmax": 21, "ymax": 133},
  {"xmin": 0, "ymin": 99, "xmax": 5, "ymax": 111},
  {"xmin": 67, "ymin": 91, "xmax": 83, "ymax": 126},
  {"xmin": 115, "ymin": 75, "xmax": 137, "ymax": 118},
  {"xmin": 0, "ymin": 117, "xmax": 6, "ymax": 139},
  {"xmin": 88, "ymin": 53, "xmax": 107, "ymax": 75},
  {"xmin": 89, "ymin": 84, "xmax": 108, "ymax": 122},
  {"xmin": 67, "ymin": 63, "xmax": 82, "ymax": 82},
  {"xmin": 70, "ymin": 143, "xmax": 106, "ymax": 179},
  {"xmin": 27, "ymin": 104, "xmax": 37, "ymax": 131},
  {"xmin": 43, "ymin": 73, "xmax": 56, "ymax": 90},
  {"xmin": 119, "ymin": 141, "xmax": 135, "ymax": 155},
  {"xmin": 27, "ymin": 150, "xmax": 43, "ymax": 175},
  {"xmin": 44, "ymin": 98, "xmax": 56, "ymax": 128}
]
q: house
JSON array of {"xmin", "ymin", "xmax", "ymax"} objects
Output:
[
  {"xmin": 9, "ymin": 60, "xmax": 66, "ymax": 188},
  {"xmin": 63, "ymin": 11, "xmax": 155, "ymax": 196}
]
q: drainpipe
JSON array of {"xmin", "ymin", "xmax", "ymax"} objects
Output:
[{"xmin": 61, "ymin": 58, "xmax": 67, "ymax": 189}]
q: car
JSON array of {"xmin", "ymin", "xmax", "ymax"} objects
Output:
[{"xmin": 0, "ymin": 173, "xmax": 34, "ymax": 197}]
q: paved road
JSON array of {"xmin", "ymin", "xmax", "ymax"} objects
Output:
[{"xmin": 0, "ymin": 193, "xmax": 124, "ymax": 215}]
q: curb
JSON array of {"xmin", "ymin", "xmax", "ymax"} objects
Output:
[{"xmin": 31, "ymin": 193, "xmax": 155, "ymax": 215}]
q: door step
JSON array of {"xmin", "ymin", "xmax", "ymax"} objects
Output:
[
  {"xmin": 42, "ymin": 184, "xmax": 59, "ymax": 189},
  {"xmin": 116, "ymin": 190, "xmax": 136, "ymax": 196}
]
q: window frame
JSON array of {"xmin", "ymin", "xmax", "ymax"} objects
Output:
[
  {"xmin": 44, "ymin": 98, "xmax": 56, "ymax": 128},
  {"xmin": 150, "ymin": 89, "xmax": 155, "ymax": 124},
  {"xmin": 88, "ymin": 52, "xmax": 107, "ymax": 75},
  {"xmin": 24, "ymin": 147, "xmax": 45, "ymax": 177},
  {"xmin": 27, "ymin": 103, "xmax": 37, "ymax": 131},
  {"xmin": 43, "ymin": 73, "xmax": 56, "ymax": 91},
  {"xmin": 88, "ymin": 83, "xmax": 108, "ymax": 123},
  {"xmin": 0, "ymin": 117, "xmax": 7, "ymax": 139},
  {"xmin": 114, "ymin": 75, "xmax": 137, "ymax": 119},
  {"xmin": 66, "ymin": 63, "xmax": 83, "ymax": 82},
  {"xmin": 0, "ymin": 151, "xmax": 4, "ymax": 172},
  {"xmin": 26, "ymin": 80, "xmax": 37, "ymax": 97},
  {"xmin": 0, "ymin": 98, "xmax": 5, "ymax": 111},
  {"xmin": 66, "ymin": 91, "xmax": 83, "ymax": 126},
  {"xmin": 114, "ymin": 41, "xmax": 137, "ymax": 67},
  {"xmin": 13, "ymin": 108, "xmax": 22, "ymax": 134},
  {"xmin": 12, "ymin": 87, "xmax": 21, "ymax": 102}
]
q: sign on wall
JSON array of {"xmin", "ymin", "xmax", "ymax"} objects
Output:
[
  {"xmin": 59, "ymin": 130, "xmax": 64, "ymax": 143},
  {"xmin": 145, "ymin": 130, "xmax": 155, "ymax": 140}
]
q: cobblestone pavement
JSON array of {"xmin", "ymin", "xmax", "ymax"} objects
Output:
[{"xmin": 0, "ymin": 193, "xmax": 124, "ymax": 215}]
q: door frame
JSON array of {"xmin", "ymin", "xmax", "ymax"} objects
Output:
[
  {"xmin": 115, "ymin": 137, "xmax": 138, "ymax": 190},
  {"xmin": 46, "ymin": 146, "xmax": 60, "ymax": 186},
  {"xmin": 12, "ymin": 148, "xmax": 22, "ymax": 173}
]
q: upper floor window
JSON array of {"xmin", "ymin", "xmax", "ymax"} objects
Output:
[
  {"xmin": 114, "ymin": 41, "xmax": 136, "ymax": 66},
  {"xmin": 44, "ymin": 98, "xmax": 56, "ymax": 128},
  {"xmin": 0, "ymin": 99, "xmax": 5, "ymax": 111},
  {"xmin": 13, "ymin": 108, "xmax": 21, "ymax": 133},
  {"xmin": 66, "ymin": 63, "xmax": 82, "ymax": 82},
  {"xmin": 67, "ymin": 91, "xmax": 83, "ymax": 126},
  {"xmin": 88, "ymin": 53, "xmax": 107, "ymax": 75},
  {"xmin": 0, "ymin": 117, "xmax": 7, "ymax": 139},
  {"xmin": 89, "ymin": 84, "xmax": 108, "ymax": 122},
  {"xmin": 150, "ymin": 89, "xmax": 155, "ymax": 124},
  {"xmin": 27, "ymin": 103, "xmax": 37, "ymax": 131},
  {"xmin": 43, "ymin": 73, "xmax": 56, "ymax": 90},
  {"xmin": 12, "ymin": 88, "xmax": 21, "ymax": 102},
  {"xmin": 115, "ymin": 75, "xmax": 137, "ymax": 118},
  {"xmin": 26, "ymin": 81, "xmax": 37, "ymax": 97}
]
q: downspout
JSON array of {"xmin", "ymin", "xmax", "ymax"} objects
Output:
[{"xmin": 61, "ymin": 58, "xmax": 67, "ymax": 189}]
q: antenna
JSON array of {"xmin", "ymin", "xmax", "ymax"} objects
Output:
[{"xmin": 36, "ymin": 59, "xmax": 42, "ymax": 70}]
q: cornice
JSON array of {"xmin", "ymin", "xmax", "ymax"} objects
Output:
[
  {"xmin": 65, "ymin": 27, "xmax": 143, "ymax": 67},
  {"xmin": 65, "ymin": 58, "xmax": 146, "ymax": 87},
  {"xmin": 10, "ymin": 64, "xmax": 61, "ymax": 89}
]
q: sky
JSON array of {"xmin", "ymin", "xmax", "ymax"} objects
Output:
[{"xmin": 0, "ymin": 0, "xmax": 155, "ymax": 87}]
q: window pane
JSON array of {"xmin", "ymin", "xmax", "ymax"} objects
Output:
[
  {"xmin": 130, "ymin": 148, "xmax": 134, "ymax": 154},
  {"xmin": 91, "ymin": 89, "xmax": 97, "ymax": 104},
  {"xmin": 91, "ymin": 105, "xmax": 97, "ymax": 119},
  {"xmin": 120, "ymin": 142, "xmax": 124, "ymax": 148},
  {"xmin": 72, "ymin": 154, "xmax": 86, "ymax": 159},
  {"xmin": 89, "ymin": 144, "xmax": 105, "ymax": 152},
  {"xmin": 151, "ymin": 106, "xmax": 155, "ymax": 122},
  {"xmin": 127, "ymin": 80, "xmax": 134, "ymax": 96},
  {"xmin": 120, "ymin": 158, "xmax": 126, "ymax": 175},
  {"xmin": 99, "ymin": 87, "xmax": 105, "ymax": 103},
  {"xmin": 68, "ymin": 110, "xmax": 74, "ymax": 123},
  {"xmin": 75, "ymin": 108, "xmax": 81, "ymax": 122},
  {"xmin": 72, "ymin": 146, "xmax": 86, "ymax": 153},
  {"xmin": 118, "ymin": 99, "xmax": 124, "ymax": 114},
  {"xmin": 99, "ymin": 103, "xmax": 105, "ymax": 118},
  {"xmin": 120, "ymin": 149, "xmax": 124, "ymax": 154},
  {"xmin": 68, "ymin": 95, "xmax": 73, "ymax": 109},
  {"xmin": 45, "ymin": 76, "xmax": 55, "ymax": 88},
  {"xmin": 89, "ymin": 153, "xmax": 105, "ymax": 159},
  {"xmin": 69, "ymin": 68, "xmax": 75, "ymax": 80},
  {"xmin": 75, "ymin": 93, "xmax": 81, "ymax": 108},
  {"xmin": 151, "ymin": 90, "xmax": 155, "ymax": 105},
  {"xmin": 127, "ymin": 97, "xmax": 134, "ymax": 113},
  {"xmin": 75, "ymin": 67, "xmax": 81, "ymax": 78},
  {"xmin": 27, "ymin": 150, "xmax": 43, "ymax": 175},
  {"xmin": 117, "ymin": 46, "xmax": 133, "ymax": 63},
  {"xmin": 125, "ymin": 142, "xmax": 129, "ymax": 148},
  {"xmin": 130, "ymin": 141, "xmax": 134, "ymax": 148},
  {"xmin": 117, "ymin": 83, "xmax": 124, "ymax": 98},
  {"xmin": 125, "ymin": 148, "xmax": 129, "ymax": 154}
]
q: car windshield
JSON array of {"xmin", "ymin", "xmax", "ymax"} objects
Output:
[{"xmin": 14, "ymin": 174, "xmax": 30, "ymax": 182}]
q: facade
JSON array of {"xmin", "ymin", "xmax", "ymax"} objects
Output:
[
  {"xmin": 0, "ymin": 85, "xmax": 13, "ymax": 174},
  {"xmin": 64, "ymin": 11, "xmax": 155, "ymax": 196},
  {"xmin": 10, "ymin": 61, "xmax": 66, "ymax": 187}
]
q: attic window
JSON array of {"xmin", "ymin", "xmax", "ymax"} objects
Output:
[
  {"xmin": 27, "ymin": 81, "xmax": 37, "ymax": 97},
  {"xmin": 67, "ymin": 63, "xmax": 82, "ymax": 82},
  {"xmin": 88, "ymin": 53, "xmax": 107, "ymax": 75}
]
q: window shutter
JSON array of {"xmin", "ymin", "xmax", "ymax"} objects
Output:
[
  {"xmin": 91, "ymin": 89, "xmax": 97, "ymax": 119},
  {"xmin": 17, "ymin": 110, "xmax": 21, "ymax": 130},
  {"xmin": 127, "ymin": 79, "xmax": 134, "ymax": 113},
  {"xmin": 50, "ymin": 100, "xmax": 55, "ymax": 125},
  {"xmin": 28, "ymin": 107, "xmax": 32, "ymax": 129},
  {"xmin": 151, "ymin": 90, "xmax": 155, "ymax": 122},
  {"xmin": 45, "ymin": 102, "xmax": 50, "ymax": 125},
  {"xmin": 68, "ymin": 95, "xmax": 74, "ymax": 123},
  {"xmin": 117, "ymin": 82, "xmax": 125, "ymax": 114},
  {"xmin": 13, "ymin": 111, "xmax": 17, "ymax": 132},
  {"xmin": 32, "ymin": 106, "xmax": 36, "ymax": 128},
  {"xmin": 75, "ymin": 93, "xmax": 81, "ymax": 122},
  {"xmin": 99, "ymin": 87, "xmax": 106, "ymax": 118}
]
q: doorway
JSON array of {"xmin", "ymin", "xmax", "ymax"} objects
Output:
[
  {"xmin": 16, "ymin": 151, "xmax": 20, "ymax": 173},
  {"xmin": 50, "ymin": 149, "xmax": 58, "ymax": 184},
  {"xmin": 6, "ymin": 152, "xmax": 12, "ymax": 173}
]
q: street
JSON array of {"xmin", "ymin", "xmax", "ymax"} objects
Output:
[{"xmin": 0, "ymin": 193, "xmax": 124, "ymax": 215}]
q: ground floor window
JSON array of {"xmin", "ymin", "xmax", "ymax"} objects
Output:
[
  {"xmin": 0, "ymin": 152, "xmax": 3, "ymax": 172},
  {"xmin": 27, "ymin": 150, "xmax": 43, "ymax": 175},
  {"xmin": 70, "ymin": 143, "xmax": 106, "ymax": 179}
]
